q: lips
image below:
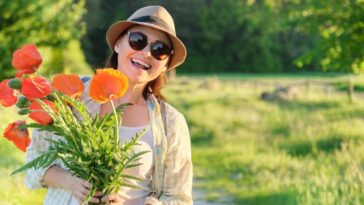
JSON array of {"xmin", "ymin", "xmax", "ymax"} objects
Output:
[{"xmin": 130, "ymin": 58, "xmax": 151, "ymax": 70}]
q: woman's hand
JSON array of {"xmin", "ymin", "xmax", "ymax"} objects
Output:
[
  {"xmin": 42, "ymin": 166, "xmax": 94, "ymax": 204},
  {"xmin": 63, "ymin": 173, "xmax": 93, "ymax": 204},
  {"xmin": 64, "ymin": 178, "xmax": 106, "ymax": 204},
  {"xmin": 87, "ymin": 191, "xmax": 104, "ymax": 204},
  {"xmin": 101, "ymin": 193, "xmax": 124, "ymax": 205}
]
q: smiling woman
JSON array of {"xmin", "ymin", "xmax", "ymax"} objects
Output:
[{"xmin": 24, "ymin": 5, "xmax": 192, "ymax": 205}]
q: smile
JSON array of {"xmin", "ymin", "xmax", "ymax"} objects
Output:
[{"xmin": 130, "ymin": 58, "xmax": 151, "ymax": 70}]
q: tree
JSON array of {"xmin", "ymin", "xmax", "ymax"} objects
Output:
[
  {"xmin": 285, "ymin": 0, "xmax": 364, "ymax": 73},
  {"xmin": 0, "ymin": 0, "xmax": 86, "ymax": 80},
  {"xmin": 81, "ymin": 0, "xmax": 337, "ymax": 73},
  {"xmin": 191, "ymin": 0, "xmax": 287, "ymax": 72}
]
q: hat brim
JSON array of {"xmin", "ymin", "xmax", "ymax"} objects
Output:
[{"xmin": 106, "ymin": 20, "xmax": 187, "ymax": 70}]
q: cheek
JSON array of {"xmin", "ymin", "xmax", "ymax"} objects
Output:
[
  {"xmin": 152, "ymin": 61, "xmax": 167, "ymax": 74},
  {"xmin": 117, "ymin": 47, "xmax": 133, "ymax": 65},
  {"xmin": 155, "ymin": 57, "xmax": 169, "ymax": 70},
  {"xmin": 149, "ymin": 66, "xmax": 167, "ymax": 81},
  {"xmin": 117, "ymin": 54, "xmax": 127, "ymax": 67}
]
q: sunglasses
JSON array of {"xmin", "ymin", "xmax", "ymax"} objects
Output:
[{"xmin": 127, "ymin": 31, "xmax": 173, "ymax": 60}]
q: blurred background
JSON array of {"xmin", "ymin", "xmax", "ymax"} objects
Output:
[{"xmin": 0, "ymin": 0, "xmax": 364, "ymax": 204}]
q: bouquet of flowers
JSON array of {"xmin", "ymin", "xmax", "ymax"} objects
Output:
[{"xmin": 1, "ymin": 44, "xmax": 147, "ymax": 204}]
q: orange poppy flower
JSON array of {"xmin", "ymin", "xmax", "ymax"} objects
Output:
[
  {"xmin": 3, "ymin": 120, "xmax": 31, "ymax": 152},
  {"xmin": 28, "ymin": 99, "xmax": 57, "ymax": 125},
  {"xmin": 52, "ymin": 74, "xmax": 85, "ymax": 98},
  {"xmin": 21, "ymin": 76, "xmax": 52, "ymax": 100},
  {"xmin": 89, "ymin": 69, "xmax": 128, "ymax": 104},
  {"xmin": 0, "ymin": 79, "xmax": 18, "ymax": 107},
  {"xmin": 11, "ymin": 44, "xmax": 42, "ymax": 77}
]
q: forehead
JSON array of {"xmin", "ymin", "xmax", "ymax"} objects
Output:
[{"xmin": 128, "ymin": 25, "xmax": 170, "ymax": 45}]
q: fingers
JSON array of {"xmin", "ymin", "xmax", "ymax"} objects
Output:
[
  {"xmin": 74, "ymin": 194, "xmax": 85, "ymax": 205},
  {"xmin": 71, "ymin": 178, "xmax": 93, "ymax": 204},
  {"xmin": 88, "ymin": 196, "xmax": 101, "ymax": 203},
  {"xmin": 75, "ymin": 183, "xmax": 90, "ymax": 201},
  {"xmin": 102, "ymin": 193, "xmax": 123, "ymax": 204},
  {"xmin": 94, "ymin": 191, "xmax": 104, "ymax": 197},
  {"xmin": 82, "ymin": 180, "xmax": 93, "ymax": 190},
  {"xmin": 88, "ymin": 191, "xmax": 104, "ymax": 203}
]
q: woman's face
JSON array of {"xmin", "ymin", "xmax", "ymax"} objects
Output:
[{"xmin": 114, "ymin": 25, "xmax": 171, "ymax": 86}]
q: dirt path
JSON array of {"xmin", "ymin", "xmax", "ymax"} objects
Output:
[{"xmin": 193, "ymin": 187, "xmax": 233, "ymax": 205}]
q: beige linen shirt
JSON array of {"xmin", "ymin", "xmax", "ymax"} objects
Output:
[{"xmin": 24, "ymin": 81, "xmax": 193, "ymax": 205}]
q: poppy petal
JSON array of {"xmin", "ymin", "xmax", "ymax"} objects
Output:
[
  {"xmin": 0, "ymin": 79, "xmax": 18, "ymax": 107},
  {"xmin": 28, "ymin": 99, "xmax": 56, "ymax": 125},
  {"xmin": 52, "ymin": 74, "xmax": 85, "ymax": 98},
  {"xmin": 3, "ymin": 120, "xmax": 30, "ymax": 152},
  {"xmin": 89, "ymin": 69, "xmax": 128, "ymax": 104},
  {"xmin": 12, "ymin": 44, "xmax": 42, "ymax": 77},
  {"xmin": 21, "ymin": 76, "xmax": 52, "ymax": 100}
]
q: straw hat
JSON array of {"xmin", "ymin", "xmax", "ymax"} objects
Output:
[{"xmin": 106, "ymin": 5, "xmax": 187, "ymax": 70}]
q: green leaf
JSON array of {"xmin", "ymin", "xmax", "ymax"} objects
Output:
[
  {"xmin": 120, "ymin": 174, "xmax": 143, "ymax": 181},
  {"xmin": 11, "ymin": 150, "xmax": 57, "ymax": 176}
]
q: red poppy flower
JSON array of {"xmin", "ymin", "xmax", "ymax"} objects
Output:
[
  {"xmin": 28, "ymin": 99, "xmax": 56, "ymax": 125},
  {"xmin": 21, "ymin": 76, "xmax": 52, "ymax": 100},
  {"xmin": 3, "ymin": 120, "xmax": 31, "ymax": 152},
  {"xmin": 12, "ymin": 44, "xmax": 42, "ymax": 77},
  {"xmin": 0, "ymin": 79, "xmax": 18, "ymax": 107},
  {"xmin": 89, "ymin": 69, "xmax": 128, "ymax": 104},
  {"xmin": 52, "ymin": 74, "xmax": 85, "ymax": 98}
]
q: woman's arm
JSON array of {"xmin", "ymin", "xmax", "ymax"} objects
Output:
[
  {"xmin": 24, "ymin": 129, "xmax": 100, "ymax": 204},
  {"xmin": 24, "ymin": 129, "xmax": 58, "ymax": 189}
]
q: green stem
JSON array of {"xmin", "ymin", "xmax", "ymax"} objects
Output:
[{"xmin": 110, "ymin": 100, "xmax": 119, "ymax": 148}]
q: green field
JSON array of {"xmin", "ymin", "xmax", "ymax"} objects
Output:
[
  {"xmin": 165, "ymin": 74, "xmax": 364, "ymax": 205},
  {"xmin": 1, "ymin": 74, "xmax": 364, "ymax": 204}
]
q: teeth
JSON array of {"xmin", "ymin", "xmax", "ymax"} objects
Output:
[{"xmin": 131, "ymin": 58, "xmax": 151, "ymax": 69}]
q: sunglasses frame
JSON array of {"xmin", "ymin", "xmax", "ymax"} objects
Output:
[{"xmin": 127, "ymin": 31, "xmax": 174, "ymax": 61}]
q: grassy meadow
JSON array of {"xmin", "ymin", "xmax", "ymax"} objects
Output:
[
  {"xmin": 164, "ymin": 74, "xmax": 364, "ymax": 205},
  {"xmin": 1, "ymin": 74, "xmax": 364, "ymax": 204}
]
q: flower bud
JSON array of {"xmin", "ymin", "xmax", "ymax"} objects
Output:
[
  {"xmin": 7, "ymin": 78, "xmax": 22, "ymax": 90},
  {"xmin": 18, "ymin": 108, "xmax": 31, "ymax": 115},
  {"xmin": 46, "ymin": 94, "xmax": 55, "ymax": 101},
  {"xmin": 16, "ymin": 96, "xmax": 30, "ymax": 108}
]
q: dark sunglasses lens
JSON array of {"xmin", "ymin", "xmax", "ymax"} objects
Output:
[
  {"xmin": 129, "ymin": 32, "xmax": 147, "ymax": 50},
  {"xmin": 151, "ymin": 41, "xmax": 172, "ymax": 60}
]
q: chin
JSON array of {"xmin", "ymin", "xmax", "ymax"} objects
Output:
[{"xmin": 127, "ymin": 75, "xmax": 148, "ymax": 85}]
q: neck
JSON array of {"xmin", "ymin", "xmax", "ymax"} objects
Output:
[{"xmin": 116, "ymin": 82, "xmax": 147, "ymax": 106}]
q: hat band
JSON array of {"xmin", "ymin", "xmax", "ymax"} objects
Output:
[{"xmin": 130, "ymin": 16, "xmax": 174, "ymax": 35}]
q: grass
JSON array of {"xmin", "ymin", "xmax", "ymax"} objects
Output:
[
  {"xmin": 1, "ymin": 73, "xmax": 364, "ymax": 204},
  {"xmin": 179, "ymin": 72, "xmax": 346, "ymax": 80},
  {"xmin": 164, "ymin": 74, "xmax": 364, "ymax": 205}
]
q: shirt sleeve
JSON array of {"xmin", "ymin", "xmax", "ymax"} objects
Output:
[
  {"xmin": 24, "ymin": 129, "xmax": 58, "ymax": 190},
  {"xmin": 145, "ymin": 110, "xmax": 193, "ymax": 205}
]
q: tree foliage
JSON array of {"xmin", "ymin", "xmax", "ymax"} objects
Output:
[
  {"xmin": 285, "ymin": 0, "xmax": 364, "ymax": 73},
  {"xmin": 81, "ymin": 0, "xmax": 324, "ymax": 73},
  {"xmin": 1, "ymin": 0, "xmax": 363, "ymax": 74},
  {"xmin": 0, "ymin": 0, "xmax": 86, "ymax": 80}
]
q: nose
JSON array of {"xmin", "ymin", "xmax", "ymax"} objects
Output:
[{"xmin": 141, "ymin": 43, "xmax": 152, "ymax": 58}]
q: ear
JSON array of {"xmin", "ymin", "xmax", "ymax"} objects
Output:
[
  {"xmin": 114, "ymin": 39, "xmax": 121, "ymax": 53},
  {"xmin": 114, "ymin": 45, "xmax": 120, "ymax": 53}
]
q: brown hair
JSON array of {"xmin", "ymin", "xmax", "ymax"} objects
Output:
[{"xmin": 104, "ymin": 51, "xmax": 166, "ymax": 101}]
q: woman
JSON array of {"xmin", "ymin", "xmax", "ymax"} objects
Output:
[{"xmin": 25, "ymin": 5, "xmax": 193, "ymax": 205}]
